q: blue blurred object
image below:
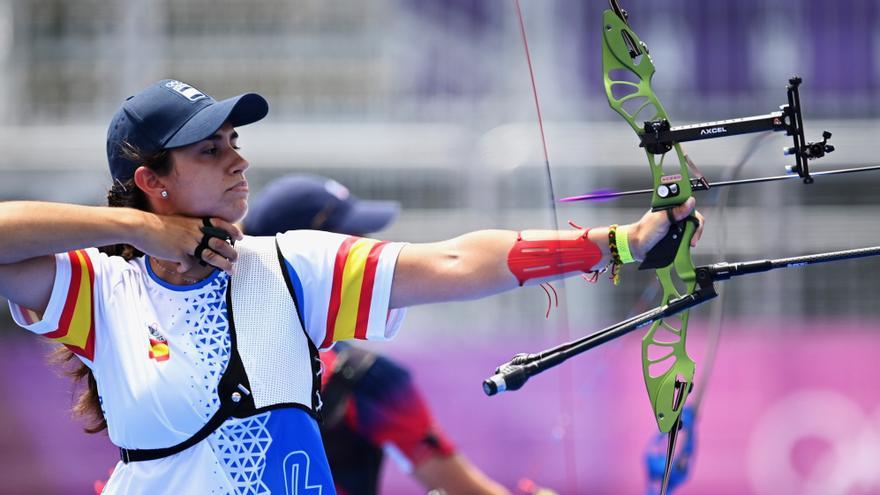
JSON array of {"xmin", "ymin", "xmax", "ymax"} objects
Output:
[
  {"xmin": 245, "ymin": 174, "xmax": 400, "ymax": 236},
  {"xmin": 644, "ymin": 405, "xmax": 697, "ymax": 495}
]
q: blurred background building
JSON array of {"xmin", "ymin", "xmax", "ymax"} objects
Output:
[{"xmin": 1, "ymin": 1, "xmax": 879, "ymax": 494}]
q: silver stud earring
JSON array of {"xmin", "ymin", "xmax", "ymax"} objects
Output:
[{"xmin": 160, "ymin": 190, "xmax": 169, "ymax": 199}]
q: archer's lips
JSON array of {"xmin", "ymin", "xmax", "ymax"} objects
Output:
[{"xmin": 228, "ymin": 181, "xmax": 249, "ymax": 193}]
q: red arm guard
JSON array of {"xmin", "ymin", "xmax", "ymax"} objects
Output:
[{"xmin": 507, "ymin": 230, "xmax": 603, "ymax": 286}]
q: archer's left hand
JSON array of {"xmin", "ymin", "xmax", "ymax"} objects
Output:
[{"xmin": 626, "ymin": 197, "xmax": 705, "ymax": 261}]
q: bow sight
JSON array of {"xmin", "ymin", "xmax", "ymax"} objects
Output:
[{"xmin": 641, "ymin": 76, "xmax": 833, "ymax": 187}]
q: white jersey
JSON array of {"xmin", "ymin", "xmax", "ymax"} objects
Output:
[{"xmin": 9, "ymin": 230, "xmax": 407, "ymax": 495}]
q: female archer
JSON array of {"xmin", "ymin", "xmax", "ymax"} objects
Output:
[{"xmin": 0, "ymin": 79, "xmax": 702, "ymax": 494}]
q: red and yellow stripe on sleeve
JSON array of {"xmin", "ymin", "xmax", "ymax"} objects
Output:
[
  {"xmin": 43, "ymin": 250, "xmax": 96, "ymax": 361},
  {"xmin": 322, "ymin": 237, "xmax": 389, "ymax": 348}
]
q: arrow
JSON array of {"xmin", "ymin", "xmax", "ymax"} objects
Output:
[{"xmin": 560, "ymin": 164, "xmax": 880, "ymax": 203}]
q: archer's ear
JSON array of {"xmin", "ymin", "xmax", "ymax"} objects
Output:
[{"xmin": 133, "ymin": 166, "xmax": 167, "ymax": 200}]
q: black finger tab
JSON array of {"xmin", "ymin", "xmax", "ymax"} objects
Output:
[
  {"xmin": 195, "ymin": 217, "xmax": 235, "ymax": 267},
  {"xmin": 193, "ymin": 236, "xmax": 211, "ymax": 267},
  {"xmin": 200, "ymin": 218, "xmax": 235, "ymax": 245}
]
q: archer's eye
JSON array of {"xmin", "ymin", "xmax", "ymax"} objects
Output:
[{"xmin": 203, "ymin": 147, "xmax": 218, "ymax": 156}]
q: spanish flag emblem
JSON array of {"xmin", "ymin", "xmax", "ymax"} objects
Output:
[{"xmin": 148, "ymin": 324, "xmax": 170, "ymax": 362}]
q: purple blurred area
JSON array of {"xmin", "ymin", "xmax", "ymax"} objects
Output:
[
  {"xmin": 3, "ymin": 318, "xmax": 880, "ymax": 495},
  {"xmin": 0, "ymin": 332, "xmax": 117, "ymax": 495}
]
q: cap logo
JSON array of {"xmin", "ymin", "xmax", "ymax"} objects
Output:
[
  {"xmin": 164, "ymin": 80, "xmax": 207, "ymax": 102},
  {"xmin": 324, "ymin": 180, "xmax": 350, "ymax": 200}
]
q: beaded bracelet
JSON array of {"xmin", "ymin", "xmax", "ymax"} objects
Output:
[{"xmin": 608, "ymin": 224, "xmax": 623, "ymax": 285}]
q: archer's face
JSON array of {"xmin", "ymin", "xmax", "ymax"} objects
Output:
[{"xmin": 164, "ymin": 122, "xmax": 251, "ymax": 223}]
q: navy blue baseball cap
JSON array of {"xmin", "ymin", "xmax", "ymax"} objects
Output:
[
  {"xmin": 106, "ymin": 79, "xmax": 269, "ymax": 183},
  {"xmin": 245, "ymin": 174, "xmax": 401, "ymax": 236}
]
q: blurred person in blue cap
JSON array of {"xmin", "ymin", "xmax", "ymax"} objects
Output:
[
  {"xmin": 0, "ymin": 78, "xmax": 703, "ymax": 495},
  {"xmin": 245, "ymin": 174, "xmax": 401, "ymax": 236},
  {"xmin": 246, "ymin": 174, "xmax": 514, "ymax": 495}
]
